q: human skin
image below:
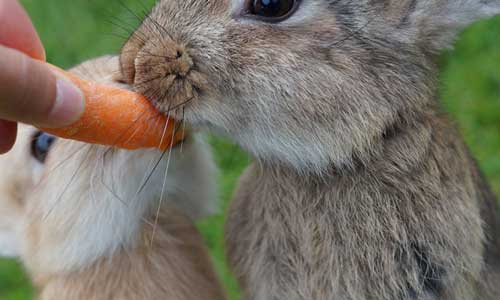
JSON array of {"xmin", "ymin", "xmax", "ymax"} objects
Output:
[{"xmin": 0, "ymin": 0, "xmax": 84, "ymax": 154}]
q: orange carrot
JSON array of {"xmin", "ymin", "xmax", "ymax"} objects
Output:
[{"xmin": 38, "ymin": 63, "xmax": 185, "ymax": 151}]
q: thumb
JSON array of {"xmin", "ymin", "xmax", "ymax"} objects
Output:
[{"xmin": 0, "ymin": 45, "xmax": 85, "ymax": 128}]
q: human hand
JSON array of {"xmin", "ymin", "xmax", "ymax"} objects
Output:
[{"xmin": 0, "ymin": 0, "xmax": 84, "ymax": 153}]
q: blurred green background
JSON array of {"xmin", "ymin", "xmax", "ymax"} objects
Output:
[{"xmin": 0, "ymin": 1, "xmax": 499, "ymax": 299}]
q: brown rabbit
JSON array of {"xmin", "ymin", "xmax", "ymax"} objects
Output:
[
  {"xmin": 121, "ymin": 0, "xmax": 500, "ymax": 299},
  {"xmin": 0, "ymin": 56, "xmax": 225, "ymax": 300}
]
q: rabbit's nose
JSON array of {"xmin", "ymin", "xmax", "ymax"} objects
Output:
[
  {"xmin": 120, "ymin": 35, "xmax": 193, "ymax": 83},
  {"xmin": 134, "ymin": 38, "xmax": 194, "ymax": 83},
  {"xmin": 139, "ymin": 40, "xmax": 193, "ymax": 79},
  {"xmin": 120, "ymin": 36, "xmax": 208, "ymax": 114},
  {"xmin": 168, "ymin": 48, "xmax": 193, "ymax": 77}
]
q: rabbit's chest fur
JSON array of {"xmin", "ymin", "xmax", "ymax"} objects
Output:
[{"xmin": 226, "ymin": 112, "xmax": 500, "ymax": 300}]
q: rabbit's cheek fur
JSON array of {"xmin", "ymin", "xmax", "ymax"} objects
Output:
[
  {"xmin": 20, "ymin": 134, "xmax": 217, "ymax": 277},
  {"xmin": 0, "ymin": 127, "xmax": 37, "ymax": 257}
]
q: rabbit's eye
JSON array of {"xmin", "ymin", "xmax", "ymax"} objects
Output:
[
  {"xmin": 31, "ymin": 132, "xmax": 56, "ymax": 163},
  {"xmin": 248, "ymin": 0, "xmax": 299, "ymax": 21}
]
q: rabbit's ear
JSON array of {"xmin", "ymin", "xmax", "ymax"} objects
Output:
[{"xmin": 409, "ymin": 0, "xmax": 500, "ymax": 51}]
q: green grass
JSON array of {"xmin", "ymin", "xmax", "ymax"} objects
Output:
[
  {"xmin": 0, "ymin": 1, "xmax": 498, "ymax": 299},
  {"xmin": 440, "ymin": 18, "xmax": 500, "ymax": 197}
]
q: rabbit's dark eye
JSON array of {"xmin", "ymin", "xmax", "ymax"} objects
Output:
[
  {"xmin": 31, "ymin": 132, "xmax": 56, "ymax": 163},
  {"xmin": 248, "ymin": 0, "xmax": 299, "ymax": 21}
]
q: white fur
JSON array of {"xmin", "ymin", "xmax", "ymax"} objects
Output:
[
  {"xmin": 0, "ymin": 125, "xmax": 217, "ymax": 277},
  {"xmin": 0, "ymin": 55, "xmax": 218, "ymax": 278},
  {"xmin": 0, "ymin": 126, "xmax": 35, "ymax": 257},
  {"xmin": 0, "ymin": 215, "xmax": 21, "ymax": 257},
  {"xmin": 25, "ymin": 133, "xmax": 216, "ymax": 275}
]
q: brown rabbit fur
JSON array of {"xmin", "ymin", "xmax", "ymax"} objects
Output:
[
  {"xmin": 0, "ymin": 57, "xmax": 225, "ymax": 300},
  {"xmin": 36, "ymin": 209, "xmax": 224, "ymax": 300},
  {"xmin": 121, "ymin": 0, "xmax": 500, "ymax": 299}
]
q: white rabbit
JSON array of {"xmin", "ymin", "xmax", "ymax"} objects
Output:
[{"xmin": 0, "ymin": 56, "xmax": 225, "ymax": 300}]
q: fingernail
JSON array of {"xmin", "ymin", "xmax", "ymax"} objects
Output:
[{"xmin": 49, "ymin": 79, "xmax": 85, "ymax": 127}]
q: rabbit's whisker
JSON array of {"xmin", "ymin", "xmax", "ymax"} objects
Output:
[
  {"xmin": 180, "ymin": 107, "xmax": 186, "ymax": 154},
  {"xmin": 32, "ymin": 143, "xmax": 89, "ymax": 192},
  {"xmin": 118, "ymin": 0, "xmax": 173, "ymax": 51},
  {"xmin": 99, "ymin": 147, "xmax": 131, "ymax": 207},
  {"xmin": 135, "ymin": 150, "xmax": 168, "ymax": 196},
  {"xmin": 130, "ymin": 109, "xmax": 171, "ymax": 200},
  {"xmin": 42, "ymin": 146, "xmax": 95, "ymax": 221},
  {"xmin": 150, "ymin": 110, "xmax": 176, "ymax": 246}
]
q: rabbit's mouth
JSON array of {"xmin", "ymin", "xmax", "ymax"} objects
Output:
[{"xmin": 120, "ymin": 37, "xmax": 210, "ymax": 119}]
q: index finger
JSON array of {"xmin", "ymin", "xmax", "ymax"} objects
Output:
[{"xmin": 0, "ymin": 0, "xmax": 45, "ymax": 60}]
